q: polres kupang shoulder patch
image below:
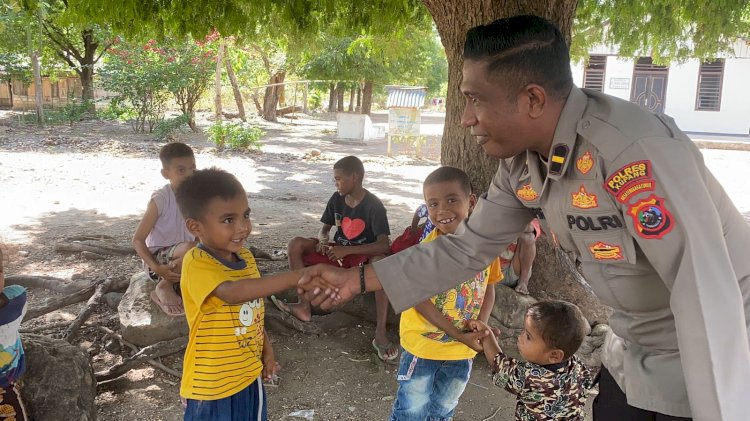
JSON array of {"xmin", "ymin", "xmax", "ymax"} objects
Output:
[{"xmin": 605, "ymin": 160, "xmax": 654, "ymax": 203}]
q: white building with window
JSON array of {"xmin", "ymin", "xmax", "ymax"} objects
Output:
[{"xmin": 570, "ymin": 40, "xmax": 750, "ymax": 135}]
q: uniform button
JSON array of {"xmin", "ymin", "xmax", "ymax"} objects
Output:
[{"xmin": 582, "ymin": 120, "xmax": 591, "ymax": 130}]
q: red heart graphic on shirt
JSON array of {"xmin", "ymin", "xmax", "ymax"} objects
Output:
[{"xmin": 342, "ymin": 217, "xmax": 366, "ymax": 239}]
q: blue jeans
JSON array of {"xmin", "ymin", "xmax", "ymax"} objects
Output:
[
  {"xmin": 390, "ymin": 349, "xmax": 472, "ymax": 421},
  {"xmin": 184, "ymin": 378, "xmax": 267, "ymax": 421}
]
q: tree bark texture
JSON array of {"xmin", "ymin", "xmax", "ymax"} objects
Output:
[
  {"xmin": 80, "ymin": 29, "xmax": 98, "ymax": 102},
  {"xmin": 328, "ymin": 82, "xmax": 336, "ymax": 112},
  {"xmin": 262, "ymin": 71, "xmax": 285, "ymax": 122},
  {"xmin": 422, "ymin": 0, "xmax": 576, "ymax": 193},
  {"xmin": 31, "ymin": 49, "xmax": 43, "ymax": 126},
  {"xmin": 225, "ymin": 56, "xmax": 246, "ymax": 121},
  {"xmin": 214, "ymin": 40, "xmax": 225, "ymax": 120},
  {"xmin": 348, "ymin": 86, "xmax": 355, "ymax": 112},
  {"xmin": 356, "ymin": 86, "xmax": 362, "ymax": 113},
  {"xmin": 336, "ymin": 83, "xmax": 344, "ymax": 112},
  {"xmin": 361, "ymin": 80, "xmax": 373, "ymax": 115}
]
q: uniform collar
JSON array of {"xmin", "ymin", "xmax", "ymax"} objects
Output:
[{"xmin": 535, "ymin": 86, "xmax": 589, "ymax": 181}]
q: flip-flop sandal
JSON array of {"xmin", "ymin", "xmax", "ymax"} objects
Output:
[
  {"xmin": 150, "ymin": 290, "xmax": 185, "ymax": 317},
  {"xmin": 372, "ymin": 339, "xmax": 399, "ymax": 363}
]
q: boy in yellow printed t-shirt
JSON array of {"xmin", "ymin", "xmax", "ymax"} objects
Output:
[
  {"xmin": 176, "ymin": 167, "xmax": 313, "ymax": 421},
  {"xmin": 390, "ymin": 166, "xmax": 501, "ymax": 421}
]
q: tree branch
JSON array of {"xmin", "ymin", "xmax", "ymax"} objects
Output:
[{"xmin": 42, "ymin": 22, "xmax": 83, "ymax": 63}]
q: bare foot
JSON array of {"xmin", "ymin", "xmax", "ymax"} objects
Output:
[
  {"xmin": 152, "ymin": 279, "xmax": 184, "ymax": 316},
  {"xmin": 515, "ymin": 282, "xmax": 529, "ymax": 295},
  {"xmin": 270, "ymin": 296, "xmax": 312, "ymax": 322}
]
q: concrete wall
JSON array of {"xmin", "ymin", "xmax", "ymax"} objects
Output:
[{"xmin": 572, "ymin": 55, "xmax": 750, "ymax": 135}]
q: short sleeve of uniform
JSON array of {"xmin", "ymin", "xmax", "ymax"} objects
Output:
[
  {"xmin": 366, "ymin": 193, "xmax": 390, "ymax": 237},
  {"xmin": 320, "ymin": 193, "xmax": 337, "ymax": 226}
]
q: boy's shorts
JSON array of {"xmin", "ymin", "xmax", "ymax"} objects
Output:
[
  {"xmin": 302, "ymin": 242, "xmax": 370, "ymax": 268},
  {"xmin": 146, "ymin": 244, "xmax": 180, "ymax": 282},
  {"xmin": 390, "ymin": 227, "xmax": 423, "ymax": 254},
  {"xmin": 500, "ymin": 264, "xmax": 519, "ymax": 288},
  {"xmin": 184, "ymin": 377, "xmax": 267, "ymax": 421}
]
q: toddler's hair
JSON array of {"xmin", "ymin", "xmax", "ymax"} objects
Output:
[
  {"xmin": 423, "ymin": 166, "xmax": 473, "ymax": 195},
  {"xmin": 526, "ymin": 300, "xmax": 588, "ymax": 360},
  {"xmin": 176, "ymin": 167, "xmax": 245, "ymax": 220},
  {"xmin": 159, "ymin": 142, "xmax": 194, "ymax": 168},
  {"xmin": 333, "ymin": 156, "xmax": 365, "ymax": 180}
]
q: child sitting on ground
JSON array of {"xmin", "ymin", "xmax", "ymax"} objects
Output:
[
  {"xmin": 498, "ymin": 219, "xmax": 541, "ymax": 295},
  {"xmin": 176, "ymin": 167, "xmax": 312, "ymax": 420},
  {"xmin": 273, "ymin": 156, "xmax": 396, "ymax": 362},
  {"xmin": 470, "ymin": 301, "xmax": 593, "ymax": 421},
  {"xmin": 390, "ymin": 166, "xmax": 500, "ymax": 421},
  {"xmin": 389, "ymin": 203, "xmax": 436, "ymax": 255},
  {"xmin": 0, "ymin": 247, "xmax": 28, "ymax": 420},
  {"xmin": 133, "ymin": 142, "xmax": 197, "ymax": 316}
]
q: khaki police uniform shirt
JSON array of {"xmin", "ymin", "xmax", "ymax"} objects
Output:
[{"xmin": 374, "ymin": 86, "xmax": 750, "ymax": 420}]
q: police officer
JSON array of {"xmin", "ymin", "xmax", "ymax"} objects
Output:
[{"xmin": 299, "ymin": 15, "xmax": 750, "ymax": 421}]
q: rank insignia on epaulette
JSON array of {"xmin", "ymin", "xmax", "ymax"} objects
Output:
[
  {"xmin": 571, "ymin": 185, "xmax": 598, "ymax": 209},
  {"xmin": 576, "ymin": 151, "xmax": 594, "ymax": 175},
  {"xmin": 548, "ymin": 144, "xmax": 569, "ymax": 176},
  {"xmin": 516, "ymin": 184, "xmax": 539, "ymax": 201}
]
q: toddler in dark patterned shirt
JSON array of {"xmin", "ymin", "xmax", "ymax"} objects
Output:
[{"xmin": 470, "ymin": 300, "xmax": 593, "ymax": 420}]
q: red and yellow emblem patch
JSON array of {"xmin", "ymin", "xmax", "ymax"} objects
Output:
[
  {"xmin": 588, "ymin": 241, "xmax": 623, "ymax": 260},
  {"xmin": 576, "ymin": 151, "xmax": 594, "ymax": 175},
  {"xmin": 628, "ymin": 194, "xmax": 673, "ymax": 239},
  {"xmin": 516, "ymin": 184, "xmax": 539, "ymax": 201},
  {"xmin": 571, "ymin": 185, "xmax": 598, "ymax": 209}
]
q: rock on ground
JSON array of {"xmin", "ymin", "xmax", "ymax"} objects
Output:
[
  {"xmin": 118, "ymin": 272, "xmax": 188, "ymax": 346},
  {"xmin": 20, "ymin": 334, "xmax": 97, "ymax": 421}
]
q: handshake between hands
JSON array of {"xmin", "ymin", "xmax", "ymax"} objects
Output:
[{"xmin": 465, "ymin": 320, "xmax": 502, "ymax": 355}]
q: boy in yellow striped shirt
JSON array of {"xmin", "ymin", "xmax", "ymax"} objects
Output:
[{"xmin": 175, "ymin": 167, "xmax": 307, "ymax": 420}]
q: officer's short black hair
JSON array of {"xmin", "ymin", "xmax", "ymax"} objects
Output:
[
  {"xmin": 333, "ymin": 156, "xmax": 365, "ymax": 180},
  {"xmin": 463, "ymin": 15, "xmax": 573, "ymax": 101},
  {"xmin": 423, "ymin": 166, "xmax": 473, "ymax": 196},
  {"xmin": 176, "ymin": 167, "xmax": 245, "ymax": 220},
  {"xmin": 159, "ymin": 142, "xmax": 194, "ymax": 168},
  {"xmin": 526, "ymin": 300, "xmax": 587, "ymax": 360}
]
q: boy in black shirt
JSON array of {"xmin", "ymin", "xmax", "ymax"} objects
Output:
[{"xmin": 273, "ymin": 156, "xmax": 397, "ymax": 362}]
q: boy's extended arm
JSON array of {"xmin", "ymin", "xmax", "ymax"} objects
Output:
[
  {"xmin": 414, "ymin": 300, "xmax": 484, "ymax": 352},
  {"xmin": 478, "ymin": 285, "xmax": 495, "ymax": 324},
  {"xmin": 328, "ymin": 234, "xmax": 390, "ymax": 259},
  {"xmin": 132, "ymin": 199, "xmax": 178, "ymax": 281},
  {"xmin": 213, "ymin": 269, "xmax": 305, "ymax": 304}
]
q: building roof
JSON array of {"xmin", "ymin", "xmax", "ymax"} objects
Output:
[{"xmin": 385, "ymin": 85, "xmax": 426, "ymax": 108}]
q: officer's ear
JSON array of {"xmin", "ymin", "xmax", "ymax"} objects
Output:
[{"xmin": 520, "ymin": 83, "xmax": 547, "ymax": 119}]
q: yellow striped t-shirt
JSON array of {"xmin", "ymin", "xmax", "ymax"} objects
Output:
[{"xmin": 179, "ymin": 247, "xmax": 264, "ymax": 400}]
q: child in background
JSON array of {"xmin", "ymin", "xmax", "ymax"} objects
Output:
[
  {"xmin": 498, "ymin": 219, "xmax": 541, "ymax": 295},
  {"xmin": 176, "ymin": 168, "xmax": 311, "ymax": 420},
  {"xmin": 0, "ymin": 247, "xmax": 28, "ymax": 421},
  {"xmin": 133, "ymin": 142, "xmax": 197, "ymax": 316},
  {"xmin": 276, "ymin": 156, "xmax": 396, "ymax": 362},
  {"xmin": 470, "ymin": 301, "xmax": 593, "ymax": 420},
  {"xmin": 390, "ymin": 167, "xmax": 500, "ymax": 420}
]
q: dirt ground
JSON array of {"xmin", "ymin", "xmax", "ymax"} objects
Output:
[{"xmin": 2, "ymin": 110, "xmax": 750, "ymax": 421}]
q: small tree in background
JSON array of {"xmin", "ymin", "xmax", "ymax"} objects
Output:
[{"xmin": 100, "ymin": 36, "xmax": 216, "ymax": 133}]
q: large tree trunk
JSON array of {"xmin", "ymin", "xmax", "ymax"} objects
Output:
[
  {"xmin": 31, "ymin": 50, "xmax": 43, "ymax": 126},
  {"xmin": 356, "ymin": 85, "xmax": 362, "ymax": 113},
  {"xmin": 328, "ymin": 82, "xmax": 336, "ymax": 112},
  {"xmin": 80, "ymin": 29, "xmax": 98, "ymax": 103},
  {"xmin": 348, "ymin": 85, "xmax": 355, "ymax": 112},
  {"xmin": 361, "ymin": 80, "xmax": 373, "ymax": 115},
  {"xmin": 261, "ymin": 71, "xmax": 285, "ymax": 122},
  {"xmin": 224, "ymin": 55, "xmax": 246, "ymax": 121},
  {"xmin": 423, "ymin": 0, "xmax": 576, "ymax": 192},
  {"xmin": 336, "ymin": 83, "xmax": 344, "ymax": 112}
]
